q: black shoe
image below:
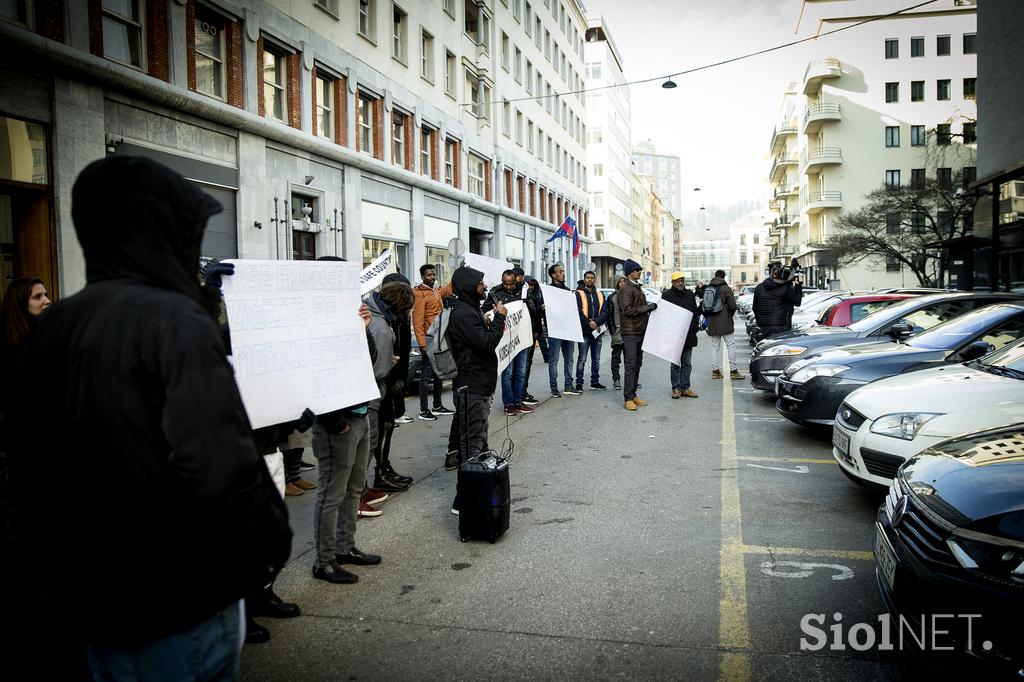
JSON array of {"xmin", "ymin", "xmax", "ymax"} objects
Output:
[
  {"xmin": 521, "ymin": 394, "xmax": 539, "ymax": 406},
  {"xmin": 550, "ymin": 390, "xmax": 562, "ymax": 398},
  {"xmin": 336, "ymin": 547, "xmax": 382, "ymax": 566},
  {"xmin": 431, "ymin": 406, "xmax": 455, "ymax": 416},
  {"xmin": 244, "ymin": 618, "xmax": 271, "ymax": 644},
  {"xmin": 444, "ymin": 451, "xmax": 460, "ymax": 471},
  {"xmin": 590, "ymin": 383, "xmax": 608, "ymax": 391},
  {"xmin": 299, "ymin": 460, "xmax": 316, "ymax": 471},
  {"xmin": 563, "ymin": 387, "xmax": 582, "ymax": 396},
  {"xmin": 380, "ymin": 463, "xmax": 413, "ymax": 485},
  {"xmin": 312, "ymin": 562, "xmax": 359, "ymax": 584},
  {"xmin": 372, "ymin": 476, "xmax": 409, "ymax": 492},
  {"xmin": 248, "ymin": 590, "xmax": 301, "ymax": 619},
  {"xmin": 418, "ymin": 410, "xmax": 437, "ymax": 421},
  {"xmin": 574, "ymin": 384, "xmax": 584, "ymax": 392}
]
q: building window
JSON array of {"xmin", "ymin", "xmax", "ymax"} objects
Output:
[
  {"xmin": 420, "ymin": 29, "xmax": 434, "ymax": 81},
  {"xmin": 420, "ymin": 126, "xmax": 434, "ymax": 177},
  {"xmin": 443, "ymin": 0, "xmax": 454, "ymax": 17},
  {"xmin": 444, "ymin": 138, "xmax": 456, "ymax": 185},
  {"xmin": 102, "ymin": 0, "xmax": 145, "ymax": 68},
  {"xmin": 357, "ymin": 93, "xmax": 375, "ymax": 154},
  {"xmin": 886, "ymin": 256, "xmax": 900, "ymax": 272},
  {"xmin": 910, "ymin": 36, "xmax": 924, "ymax": 57},
  {"xmin": 936, "ymin": 79, "xmax": 950, "ymax": 101},
  {"xmin": 514, "ymin": 47, "xmax": 522, "ymax": 82},
  {"xmin": 466, "ymin": 71, "xmax": 491, "ymax": 120},
  {"xmin": 740, "ymin": 234, "xmax": 747, "ymax": 246},
  {"xmin": 315, "ymin": 74, "xmax": 334, "ymax": 140},
  {"xmin": 911, "ymin": 80, "xmax": 924, "ymax": 101},
  {"xmin": 963, "ymin": 122, "xmax": 977, "ymax": 144},
  {"xmin": 936, "ymin": 34, "xmax": 950, "ymax": 56},
  {"xmin": 963, "ymin": 77, "xmax": 976, "ymax": 99},
  {"xmin": 262, "ymin": 48, "xmax": 287, "ymax": 122},
  {"xmin": 962, "ymin": 166, "xmax": 977, "ymax": 188},
  {"xmin": 884, "ymin": 38, "xmax": 898, "ymax": 59},
  {"xmin": 512, "ymin": 0, "xmax": 521, "ymax": 22},
  {"xmin": 194, "ymin": 5, "xmax": 225, "ymax": 99},
  {"xmin": 593, "ymin": 163, "xmax": 603, "ymax": 176},
  {"xmin": 910, "ymin": 168, "xmax": 925, "ymax": 188},
  {"xmin": 525, "ymin": 1, "xmax": 532, "ymax": 35},
  {"xmin": 359, "ymin": 0, "xmax": 376, "ymax": 41},
  {"xmin": 515, "ymin": 110, "xmax": 523, "ymax": 145},
  {"xmin": 886, "ymin": 213, "xmax": 901, "ymax": 234},
  {"xmin": 445, "ymin": 50, "xmax": 456, "ymax": 98},
  {"xmin": 885, "ymin": 170, "xmax": 900, "ymax": 188},
  {"xmin": 910, "ymin": 125, "xmax": 926, "ymax": 146},
  {"xmin": 0, "ymin": 1, "xmax": 31, "ymax": 26},
  {"xmin": 392, "ymin": 4, "xmax": 407, "ymax": 62},
  {"xmin": 527, "ymin": 121, "xmax": 534, "ymax": 153},
  {"xmin": 502, "ymin": 100, "xmax": 511, "ymax": 136},
  {"xmin": 885, "ymin": 126, "xmax": 900, "ymax": 147},
  {"xmin": 501, "ymin": 31, "xmax": 509, "ymax": 70},
  {"xmin": 937, "ymin": 124, "xmax": 951, "ymax": 146},
  {"xmin": 525, "ymin": 61, "xmax": 533, "ymax": 93},
  {"xmin": 937, "ymin": 167, "xmax": 952, "ymax": 190},
  {"xmin": 885, "ymin": 82, "xmax": 898, "ymax": 103},
  {"xmin": 392, "ymin": 111, "xmax": 406, "ymax": 166},
  {"xmin": 467, "ymin": 154, "xmax": 486, "ymax": 198},
  {"xmin": 962, "ymin": 32, "xmax": 976, "ymax": 54},
  {"xmin": 910, "ymin": 212, "xmax": 925, "ymax": 233}
]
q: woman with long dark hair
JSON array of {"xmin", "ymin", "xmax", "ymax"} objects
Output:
[{"xmin": 1, "ymin": 277, "xmax": 51, "ymax": 365}]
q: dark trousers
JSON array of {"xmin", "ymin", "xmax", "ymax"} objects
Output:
[
  {"xmin": 575, "ymin": 334, "xmax": 603, "ymax": 387},
  {"xmin": 523, "ymin": 342, "xmax": 537, "ymax": 394},
  {"xmin": 611, "ymin": 342, "xmax": 623, "ymax": 382},
  {"xmin": 282, "ymin": 447, "xmax": 304, "ymax": 483},
  {"xmin": 622, "ymin": 335, "xmax": 644, "ymax": 401},
  {"xmin": 418, "ymin": 354, "xmax": 444, "ymax": 412},
  {"xmin": 447, "ymin": 389, "xmax": 491, "ymax": 459},
  {"xmin": 670, "ymin": 346, "xmax": 694, "ymax": 391}
]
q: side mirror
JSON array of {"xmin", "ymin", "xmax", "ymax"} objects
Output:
[
  {"xmin": 960, "ymin": 340, "xmax": 995, "ymax": 361},
  {"xmin": 885, "ymin": 322, "xmax": 914, "ymax": 339}
]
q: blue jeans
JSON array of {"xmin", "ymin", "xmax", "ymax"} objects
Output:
[
  {"xmin": 312, "ymin": 416, "xmax": 369, "ymax": 566},
  {"xmin": 501, "ymin": 350, "xmax": 528, "ymax": 406},
  {"xmin": 547, "ymin": 337, "xmax": 575, "ymax": 392},
  {"xmin": 671, "ymin": 346, "xmax": 694, "ymax": 391},
  {"xmin": 575, "ymin": 333, "xmax": 603, "ymax": 387},
  {"xmin": 87, "ymin": 601, "xmax": 242, "ymax": 681}
]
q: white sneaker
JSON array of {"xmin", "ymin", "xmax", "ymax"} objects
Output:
[{"xmin": 394, "ymin": 415, "xmax": 413, "ymax": 424}]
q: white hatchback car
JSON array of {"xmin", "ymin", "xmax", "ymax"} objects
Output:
[{"xmin": 831, "ymin": 337, "xmax": 1024, "ymax": 488}]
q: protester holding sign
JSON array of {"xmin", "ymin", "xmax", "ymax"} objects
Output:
[
  {"xmin": 661, "ymin": 272, "xmax": 701, "ymax": 399},
  {"xmin": 413, "ymin": 264, "xmax": 455, "ymax": 422},
  {"xmin": 541, "ymin": 264, "xmax": 581, "ymax": 398},
  {"xmin": 483, "ymin": 270, "xmax": 533, "ymax": 416},
  {"xmin": 574, "ymin": 271, "xmax": 609, "ymax": 392},
  {"xmin": 521, "ymin": 274, "xmax": 543, "ymax": 405},
  {"xmin": 619, "ymin": 259, "xmax": 658, "ymax": 411}
]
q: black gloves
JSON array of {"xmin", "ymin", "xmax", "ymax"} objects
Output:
[
  {"xmin": 297, "ymin": 408, "xmax": 316, "ymax": 433},
  {"xmin": 203, "ymin": 261, "xmax": 235, "ymax": 288},
  {"xmin": 648, "ymin": 303, "xmax": 658, "ymax": 312}
]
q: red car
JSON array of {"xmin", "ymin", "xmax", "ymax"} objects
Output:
[{"xmin": 816, "ymin": 294, "xmax": 917, "ymax": 327}]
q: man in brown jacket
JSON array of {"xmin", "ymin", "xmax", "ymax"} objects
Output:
[
  {"xmin": 704, "ymin": 269, "xmax": 744, "ymax": 380},
  {"xmin": 618, "ymin": 259, "xmax": 658, "ymax": 410},
  {"xmin": 412, "ymin": 264, "xmax": 455, "ymax": 421}
]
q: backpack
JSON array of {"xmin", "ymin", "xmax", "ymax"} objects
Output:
[
  {"xmin": 424, "ymin": 298, "xmax": 459, "ymax": 380},
  {"xmin": 702, "ymin": 284, "xmax": 725, "ymax": 315}
]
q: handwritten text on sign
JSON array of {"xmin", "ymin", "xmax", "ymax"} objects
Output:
[
  {"xmin": 496, "ymin": 301, "xmax": 533, "ymax": 373},
  {"xmin": 360, "ymin": 249, "xmax": 393, "ymax": 295},
  {"xmin": 222, "ymin": 260, "xmax": 379, "ymax": 429}
]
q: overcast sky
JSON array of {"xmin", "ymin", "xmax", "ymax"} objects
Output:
[{"xmin": 582, "ymin": 0, "xmax": 816, "ymax": 215}]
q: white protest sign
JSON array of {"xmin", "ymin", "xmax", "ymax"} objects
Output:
[
  {"xmin": 360, "ymin": 249, "xmax": 392, "ymax": 295},
  {"xmin": 592, "ymin": 324, "xmax": 607, "ymax": 339},
  {"xmin": 463, "ymin": 252, "xmax": 513, "ymax": 289},
  {"xmin": 496, "ymin": 301, "xmax": 533, "ymax": 373},
  {"xmin": 540, "ymin": 283, "xmax": 584, "ymax": 342},
  {"xmin": 221, "ymin": 260, "xmax": 380, "ymax": 429},
  {"xmin": 642, "ymin": 302, "xmax": 693, "ymax": 364}
]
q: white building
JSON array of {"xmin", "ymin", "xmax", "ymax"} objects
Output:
[
  {"xmin": 768, "ymin": 0, "xmax": 977, "ymax": 289},
  {"xmin": 0, "ymin": 0, "xmax": 590, "ymax": 298},
  {"xmin": 583, "ymin": 14, "xmax": 633, "ymax": 285},
  {"xmin": 729, "ymin": 210, "xmax": 772, "ymax": 287},
  {"xmin": 632, "ymin": 139, "xmax": 681, "ymax": 218},
  {"xmin": 681, "ymin": 239, "xmax": 731, "ymax": 285}
]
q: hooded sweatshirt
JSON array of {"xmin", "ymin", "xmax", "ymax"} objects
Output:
[
  {"xmin": 446, "ymin": 266, "xmax": 506, "ymax": 395},
  {"xmin": 752, "ymin": 277, "xmax": 803, "ymax": 329},
  {"xmin": 10, "ymin": 156, "xmax": 291, "ymax": 645}
]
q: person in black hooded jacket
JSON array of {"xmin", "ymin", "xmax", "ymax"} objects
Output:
[
  {"xmin": 8, "ymin": 156, "xmax": 291, "ymax": 679},
  {"xmin": 443, "ymin": 266, "xmax": 506, "ymax": 477},
  {"xmin": 752, "ymin": 264, "xmax": 803, "ymax": 338}
]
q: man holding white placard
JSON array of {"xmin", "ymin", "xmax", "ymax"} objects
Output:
[{"xmin": 540, "ymin": 264, "xmax": 583, "ymax": 398}]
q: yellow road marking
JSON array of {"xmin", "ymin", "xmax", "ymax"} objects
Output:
[
  {"xmin": 739, "ymin": 544, "xmax": 875, "ymax": 562},
  {"xmin": 737, "ymin": 456, "xmax": 835, "ymax": 465},
  {"xmin": 718, "ymin": 346, "xmax": 750, "ymax": 681}
]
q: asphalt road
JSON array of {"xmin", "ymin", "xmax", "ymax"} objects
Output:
[{"xmin": 241, "ymin": 325, "xmax": 906, "ymax": 681}]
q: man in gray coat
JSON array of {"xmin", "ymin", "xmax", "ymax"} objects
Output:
[{"xmin": 704, "ymin": 269, "xmax": 744, "ymax": 380}]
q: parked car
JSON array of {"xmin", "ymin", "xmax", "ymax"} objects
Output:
[
  {"xmin": 642, "ymin": 286, "xmax": 662, "ymax": 303},
  {"xmin": 815, "ymin": 294, "xmax": 917, "ymax": 327},
  {"xmin": 789, "ymin": 290, "xmax": 871, "ymax": 331},
  {"xmin": 874, "ymin": 424, "xmax": 1024, "ymax": 675},
  {"xmin": 736, "ymin": 285, "xmax": 758, "ymax": 314},
  {"xmin": 833, "ymin": 336, "xmax": 1024, "ymax": 488},
  {"xmin": 775, "ymin": 302, "xmax": 1024, "ymax": 426},
  {"xmin": 748, "ymin": 292, "xmax": 1022, "ymax": 391}
]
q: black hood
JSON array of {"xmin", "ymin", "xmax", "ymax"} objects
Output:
[
  {"xmin": 452, "ymin": 266, "xmax": 484, "ymax": 302},
  {"xmin": 761, "ymin": 278, "xmax": 787, "ymax": 290},
  {"xmin": 72, "ymin": 156, "xmax": 223, "ymax": 303}
]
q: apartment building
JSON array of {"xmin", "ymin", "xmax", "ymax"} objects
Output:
[
  {"xmin": 583, "ymin": 14, "xmax": 633, "ymax": 285},
  {"xmin": 767, "ymin": 0, "xmax": 977, "ymax": 290},
  {"xmin": 680, "ymin": 239, "xmax": 731, "ymax": 285},
  {"xmin": 632, "ymin": 138, "xmax": 680, "ymax": 218},
  {"xmin": 729, "ymin": 210, "xmax": 772, "ymax": 287},
  {"xmin": 0, "ymin": 0, "xmax": 590, "ymax": 296}
]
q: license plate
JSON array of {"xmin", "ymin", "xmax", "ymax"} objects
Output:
[
  {"xmin": 832, "ymin": 428, "xmax": 850, "ymax": 457},
  {"xmin": 874, "ymin": 524, "xmax": 898, "ymax": 593}
]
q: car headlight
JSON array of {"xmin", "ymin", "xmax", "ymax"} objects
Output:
[
  {"xmin": 788, "ymin": 363, "xmax": 849, "ymax": 383},
  {"xmin": 946, "ymin": 530, "xmax": 1024, "ymax": 583},
  {"xmin": 869, "ymin": 412, "xmax": 942, "ymax": 440},
  {"xmin": 761, "ymin": 344, "xmax": 807, "ymax": 357}
]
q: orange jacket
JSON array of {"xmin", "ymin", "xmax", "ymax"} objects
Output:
[{"xmin": 412, "ymin": 282, "xmax": 453, "ymax": 347}]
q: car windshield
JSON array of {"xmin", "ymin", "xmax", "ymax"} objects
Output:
[
  {"xmin": 850, "ymin": 298, "xmax": 902, "ymax": 323},
  {"xmin": 906, "ymin": 306, "xmax": 1020, "ymax": 350},
  {"xmin": 980, "ymin": 338, "xmax": 1024, "ymax": 373},
  {"xmin": 847, "ymin": 295, "xmax": 949, "ymax": 333}
]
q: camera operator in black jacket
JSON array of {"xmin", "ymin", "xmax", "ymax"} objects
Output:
[{"xmin": 752, "ymin": 261, "xmax": 804, "ymax": 338}]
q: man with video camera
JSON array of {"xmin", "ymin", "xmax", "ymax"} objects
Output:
[{"xmin": 752, "ymin": 258, "xmax": 804, "ymax": 339}]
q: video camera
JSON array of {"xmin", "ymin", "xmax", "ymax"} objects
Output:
[{"xmin": 767, "ymin": 258, "xmax": 803, "ymax": 283}]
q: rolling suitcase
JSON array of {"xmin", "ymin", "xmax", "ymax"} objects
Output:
[{"xmin": 455, "ymin": 388, "xmax": 511, "ymax": 543}]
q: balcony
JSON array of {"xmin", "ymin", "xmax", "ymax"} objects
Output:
[
  {"xmin": 801, "ymin": 146, "xmax": 843, "ymax": 174},
  {"xmin": 769, "ymin": 123, "xmax": 798, "ymax": 154},
  {"xmin": 804, "ymin": 191, "xmax": 843, "ymax": 214},
  {"xmin": 802, "ymin": 103, "xmax": 842, "ymax": 134},
  {"xmin": 769, "ymin": 150, "xmax": 799, "ymax": 183},
  {"xmin": 802, "ymin": 58, "xmax": 842, "ymax": 95},
  {"xmin": 773, "ymin": 245, "xmax": 798, "ymax": 258},
  {"xmin": 776, "ymin": 213, "xmax": 796, "ymax": 227}
]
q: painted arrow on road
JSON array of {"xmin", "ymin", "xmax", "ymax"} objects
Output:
[{"xmin": 745, "ymin": 463, "xmax": 810, "ymax": 474}]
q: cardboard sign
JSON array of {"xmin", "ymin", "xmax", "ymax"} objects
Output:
[
  {"xmin": 540, "ymin": 283, "xmax": 584, "ymax": 342},
  {"xmin": 360, "ymin": 249, "xmax": 393, "ymax": 295},
  {"xmin": 642, "ymin": 302, "xmax": 694, "ymax": 364},
  {"xmin": 496, "ymin": 301, "xmax": 533, "ymax": 373},
  {"xmin": 221, "ymin": 259, "xmax": 380, "ymax": 428},
  {"xmin": 463, "ymin": 252, "xmax": 513, "ymax": 289}
]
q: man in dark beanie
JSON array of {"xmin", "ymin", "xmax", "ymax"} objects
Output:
[
  {"xmin": 617, "ymin": 258, "xmax": 657, "ymax": 410},
  {"xmin": 10, "ymin": 156, "xmax": 291, "ymax": 679}
]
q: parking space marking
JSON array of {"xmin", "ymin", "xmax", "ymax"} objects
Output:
[
  {"xmin": 744, "ymin": 463, "xmax": 809, "ymax": 474},
  {"xmin": 737, "ymin": 456, "xmax": 834, "ymax": 465},
  {"xmin": 739, "ymin": 544, "xmax": 875, "ymax": 562},
  {"xmin": 759, "ymin": 561, "xmax": 855, "ymax": 581},
  {"xmin": 718, "ymin": 347, "xmax": 750, "ymax": 681}
]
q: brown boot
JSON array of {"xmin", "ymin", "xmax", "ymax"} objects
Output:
[
  {"xmin": 293, "ymin": 478, "xmax": 317, "ymax": 490},
  {"xmin": 683, "ymin": 388, "xmax": 698, "ymax": 398},
  {"xmin": 672, "ymin": 389, "xmax": 681, "ymax": 399},
  {"xmin": 712, "ymin": 369, "xmax": 723, "ymax": 379},
  {"xmin": 623, "ymin": 400, "xmax": 638, "ymax": 411},
  {"xmin": 284, "ymin": 482, "xmax": 304, "ymax": 496},
  {"xmin": 730, "ymin": 369, "xmax": 746, "ymax": 380},
  {"xmin": 632, "ymin": 397, "xmax": 649, "ymax": 406}
]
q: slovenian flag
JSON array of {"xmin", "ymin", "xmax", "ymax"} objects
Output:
[{"xmin": 547, "ymin": 215, "xmax": 580, "ymax": 257}]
